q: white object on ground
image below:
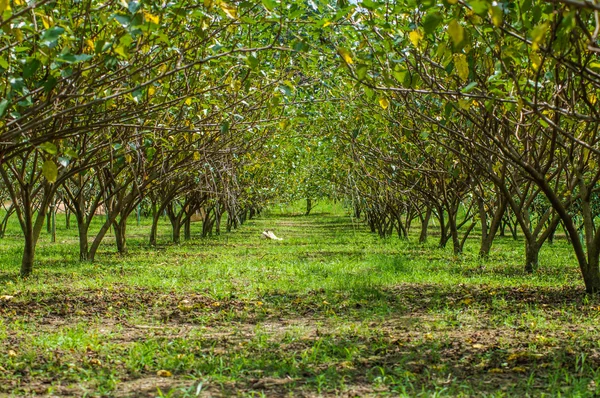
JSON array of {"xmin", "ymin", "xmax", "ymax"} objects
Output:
[{"xmin": 262, "ymin": 230, "xmax": 283, "ymax": 240}]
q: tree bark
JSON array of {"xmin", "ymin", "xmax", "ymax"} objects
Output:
[
  {"xmin": 149, "ymin": 202, "xmax": 160, "ymax": 246},
  {"xmin": 184, "ymin": 216, "xmax": 191, "ymax": 241},
  {"xmin": 419, "ymin": 207, "xmax": 432, "ymax": 244},
  {"xmin": 524, "ymin": 240, "xmax": 540, "ymax": 273},
  {"xmin": 113, "ymin": 217, "xmax": 128, "ymax": 255},
  {"xmin": 305, "ymin": 198, "xmax": 313, "ymax": 216},
  {"xmin": 78, "ymin": 217, "xmax": 89, "ymax": 261}
]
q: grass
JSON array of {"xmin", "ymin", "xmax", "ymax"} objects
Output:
[{"xmin": 1, "ymin": 201, "xmax": 600, "ymax": 396}]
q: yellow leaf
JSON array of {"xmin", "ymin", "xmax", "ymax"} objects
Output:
[
  {"xmin": 447, "ymin": 19, "xmax": 464, "ymax": 46},
  {"xmin": 144, "ymin": 11, "xmax": 159, "ymax": 24},
  {"xmin": 220, "ymin": 2, "xmax": 237, "ymax": 19},
  {"xmin": 37, "ymin": 14, "xmax": 54, "ymax": 29},
  {"xmin": 0, "ymin": 0, "xmax": 10, "ymax": 12},
  {"xmin": 193, "ymin": 152, "xmax": 200, "ymax": 161},
  {"xmin": 458, "ymin": 98, "xmax": 471, "ymax": 110},
  {"xmin": 453, "ymin": 53, "xmax": 469, "ymax": 81},
  {"xmin": 85, "ymin": 39, "xmax": 94, "ymax": 51},
  {"xmin": 589, "ymin": 93, "xmax": 597, "ymax": 105},
  {"xmin": 42, "ymin": 160, "xmax": 58, "ymax": 183},
  {"xmin": 379, "ymin": 97, "xmax": 390, "ymax": 109},
  {"xmin": 14, "ymin": 0, "xmax": 24, "ymax": 5},
  {"xmin": 156, "ymin": 370, "xmax": 172, "ymax": 377},
  {"xmin": 409, "ymin": 30, "xmax": 423, "ymax": 47},
  {"xmin": 531, "ymin": 52, "xmax": 541, "ymax": 72},
  {"xmin": 490, "ymin": 4, "xmax": 503, "ymax": 27},
  {"xmin": 148, "ymin": 86, "xmax": 156, "ymax": 96},
  {"xmin": 114, "ymin": 45, "xmax": 127, "ymax": 58},
  {"xmin": 13, "ymin": 28, "xmax": 23, "ymax": 42},
  {"xmin": 323, "ymin": 21, "xmax": 332, "ymax": 27},
  {"xmin": 185, "ymin": 97, "xmax": 192, "ymax": 105},
  {"xmin": 530, "ymin": 22, "xmax": 548, "ymax": 51},
  {"xmin": 337, "ymin": 47, "xmax": 353, "ymax": 64},
  {"xmin": 447, "ymin": 0, "xmax": 458, "ymax": 3}
]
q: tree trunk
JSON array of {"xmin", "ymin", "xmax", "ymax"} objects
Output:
[
  {"xmin": 172, "ymin": 219, "xmax": 181, "ymax": 244},
  {"xmin": 149, "ymin": 203, "xmax": 160, "ymax": 246},
  {"xmin": 354, "ymin": 204, "xmax": 361, "ymax": 219},
  {"xmin": 46, "ymin": 210, "xmax": 51, "ymax": 233},
  {"xmin": 0, "ymin": 204, "xmax": 14, "ymax": 238},
  {"xmin": 305, "ymin": 198, "xmax": 313, "ymax": 216},
  {"xmin": 582, "ymin": 251, "xmax": 600, "ymax": 293},
  {"xmin": 89, "ymin": 215, "xmax": 117, "ymax": 261},
  {"xmin": 113, "ymin": 218, "xmax": 128, "ymax": 255},
  {"xmin": 524, "ymin": 240, "xmax": 540, "ymax": 273},
  {"xmin": 547, "ymin": 221, "xmax": 558, "ymax": 245},
  {"xmin": 21, "ymin": 207, "xmax": 35, "ymax": 278},
  {"xmin": 77, "ymin": 214, "xmax": 89, "ymax": 261},
  {"xmin": 65, "ymin": 209, "xmax": 71, "ymax": 229},
  {"xmin": 215, "ymin": 208, "xmax": 221, "ymax": 235},
  {"xmin": 184, "ymin": 216, "xmax": 191, "ymax": 241},
  {"xmin": 21, "ymin": 185, "xmax": 50, "ymax": 277},
  {"xmin": 437, "ymin": 208, "xmax": 448, "ymax": 248},
  {"xmin": 448, "ymin": 213, "xmax": 461, "ymax": 255},
  {"xmin": 479, "ymin": 197, "xmax": 506, "ymax": 258},
  {"xmin": 419, "ymin": 207, "xmax": 432, "ymax": 244}
]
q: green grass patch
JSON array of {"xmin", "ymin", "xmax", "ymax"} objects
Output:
[{"xmin": 0, "ymin": 202, "xmax": 599, "ymax": 396}]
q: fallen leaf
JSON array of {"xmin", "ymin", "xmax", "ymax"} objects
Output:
[{"xmin": 157, "ymin": 369, "xmax": 172, "ymax": 377}]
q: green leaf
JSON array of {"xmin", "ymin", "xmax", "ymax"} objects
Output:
[
  {"xmin": 588, "ymin": 62, "xmax": 600, "ymax": 71},
  {"xmin": 64, "ymin": 148, "xmax": 79, "ymax": 158},
  {"xmin": 461, "ymin": 82, "xmax": 478, "ymax": 93},
  {"xmin": 447, "ymin": 19, "xmax": 464, "ymax": 47},
  {"xmin": 40, "ymin": 27, "xmax": 65, "ymax": 47},
  {"xmin": 57, "ymin": 54, "xmax": 93, "ymax": 64},
  {"xmin": 262, "ymin": 0, "xmax": 276, "ymax": 11},
  {"xmin": 360, "ymin": 0, "xmax": 379, "ymax": 10},
  {"xmin": 42, "ymin": 160, "xmax": 58, "ymax": 183},
  {"xmin": 220, "ymin": 120, "xmax": 229, "ymax": 133},
  {"xmin": 423, "ymin": 12, "xmax": 443, "ymax": 35},
  {"xmin": 0, "ymin": 99, "xmax": 9, "ymax": 117},
  {"xmin": 530, "ymin": 22, "xmax": 549, "ymax": 51},
  {"xmin": 468, "ymin": 0, "xmax": 489, "ymax": 14},
  {"xmin": 23, "ymin": 59, "xmax": 41, "ymax": 78},
  {"xmin": 356, "ymin": 64, "xmax": 368, "ymax": 81},
  {"xmin": 453, "ymin": 53, "xmax": 469, "ymax": 82},
  {"xmin": 39, "ymin": 142, "xmax": 58, "ymax": 155},
  {"xmin": 0, "ymin": 57, "xmax": 7, "ymax": 69},
  {"xmin": 246, "ymin": 54, "xmax": 259, "ymax": 69},
  {"xmin": 490, "ymin": 4, "xmax": 503, "ymax": 27}
]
